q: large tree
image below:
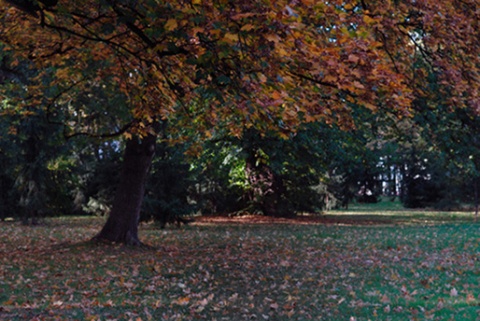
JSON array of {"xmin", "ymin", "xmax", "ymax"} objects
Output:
[{"xmin": 1, "ymin": 0, "xmax": 478, "ymax": 244}]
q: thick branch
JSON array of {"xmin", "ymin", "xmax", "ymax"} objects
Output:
[
  {"xmin": 63, "ymin": 120, "xmax": 135, "ymax": 139},
  {"xmin": 5, "ymin": 0, "xmax": 57, "ymax": 17},
  {"xmin": 289, "ymin": 70, "xmax": 353, "ymax": 96},
  {"xmin": 289, "ymin": 70, "xmax": 338, "ymax": 90}
]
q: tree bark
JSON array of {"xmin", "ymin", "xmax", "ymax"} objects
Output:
[
  {"xmin": 244, "ymin": 145, "xmax": 292, "ymax": 217},
  {"xmin": 475, "ymin": 177, "xmax": 478, "ymax": 222},
  {"xmin": 93, "ymin": 134, "xmax": 155, "ymax": 245}
]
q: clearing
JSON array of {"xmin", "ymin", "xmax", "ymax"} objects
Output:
[{"xmin": 1, "ymin": 207, "xmax": 479, "ymax": 320}]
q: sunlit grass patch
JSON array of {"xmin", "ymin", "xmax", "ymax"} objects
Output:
[{"xmin": 326, "ymin": 198, "xmax": 478, "ymax": 225}]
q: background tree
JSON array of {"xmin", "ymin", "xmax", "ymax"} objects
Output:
[
  {"xmin": 196, "ymin": 126, "xmax": 332, "ymax": 217},
  {"xmin": 141, "ymin": 122, "xmax": 196, "ymax": 227},
  {"xmin": 0, "ymin": 105, "xmax": 19, "ymax": 221}
]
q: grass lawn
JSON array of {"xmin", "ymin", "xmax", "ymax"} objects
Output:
[{"xmin": 1, "ymin": 206, "xmax": 479, "ymax": 320}]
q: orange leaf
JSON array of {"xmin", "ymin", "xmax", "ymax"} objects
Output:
[
  {"xmin": 173, "ymin": 296, "xmax": 191, "ymax": 305},
  {"xmin": 348, "ymin": 54, "xmax": 360, "ymax": 64},
  {"xmin": 222, "ymin": 33, "xmax": 239, "ymax": 43},
  {"xmin": 165, "ymin": 19, "xmax": 178, "ymax": 31},
  {"xmin": 353, "ymin": 81, "xmax": 365, "ymax": 90},
  {"xmin": 241, "ymin": 24, "xmax": 255, "ymax": 31}
]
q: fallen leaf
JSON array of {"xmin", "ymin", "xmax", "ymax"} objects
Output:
[{"xmin": 450, "ymin": 288, "xmax": 458, "ymax": 297}]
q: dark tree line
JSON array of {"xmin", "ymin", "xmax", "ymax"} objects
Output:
[{"xmin": 1, "ymin": 97, "xmax": 479, "ymax": 225}]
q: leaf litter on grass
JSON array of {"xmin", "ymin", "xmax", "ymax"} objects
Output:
[{"xmin": 0, "ymin": 216, "xmax": 479, "ymax": 320}]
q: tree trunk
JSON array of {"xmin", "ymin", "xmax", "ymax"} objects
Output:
[
  {"xmin": 94, "ymin": 134, "xmax": 156, "ymax": 245},
  {"xmin": 244, "ymin": 146, "xmax": 292, "ymax": 217},
  {"xmin": 475, "ymin": 177, "xmax": 479, "ymax": 222}
]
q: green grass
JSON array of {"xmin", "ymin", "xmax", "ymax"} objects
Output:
[
  {"xmin": 1, "ymin": 212, "xmax": 479, "ymax": 320},
  {"xmin": 325, "ymin": 198, "xmax": 478, "ymax": 225}
]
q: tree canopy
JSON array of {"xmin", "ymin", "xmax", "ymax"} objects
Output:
[{"xmin": 2, "ymin": 0, "xmax": 477, "ymax": 139}]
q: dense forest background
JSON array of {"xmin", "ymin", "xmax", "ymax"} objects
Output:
[
  {"xmin": 1, "ymin": 87, "xmax": 479, "ymax": 224},
  {"xmin": 0, "ymin": 0, "xmax": 479, "ymax": 228}
]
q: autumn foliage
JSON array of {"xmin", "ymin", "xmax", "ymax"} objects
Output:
[{"xmin": 1, "ymin": 0, "xmax": 477, "ymax": 138}]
